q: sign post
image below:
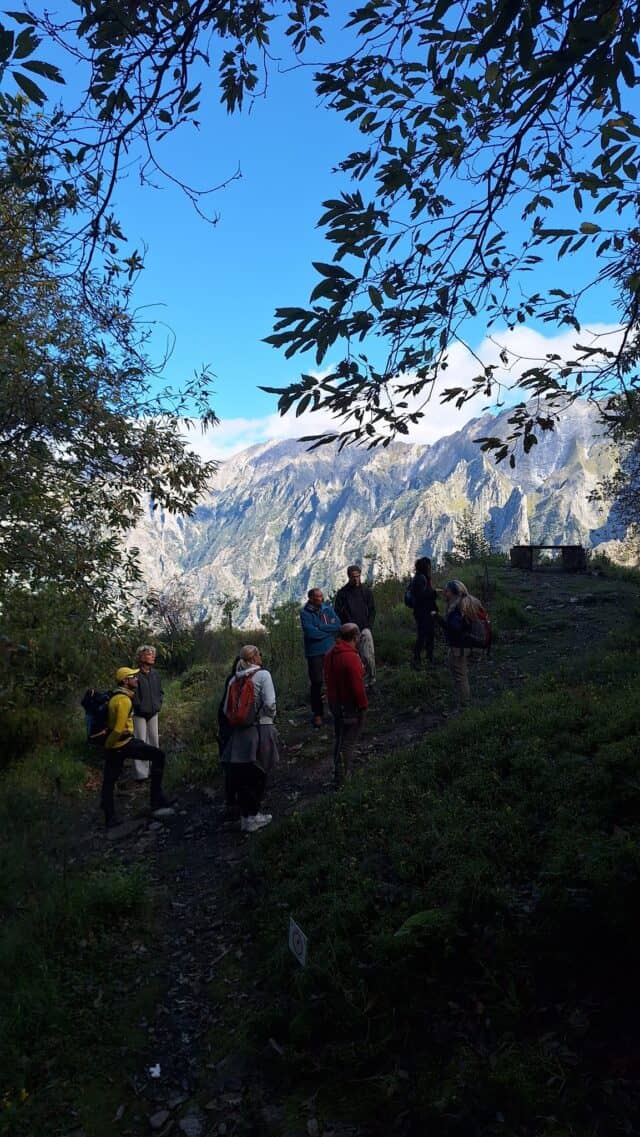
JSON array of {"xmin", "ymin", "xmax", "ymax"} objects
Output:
[{"xmin": 288, "ymin": 917, "xmax": 308, "ymax": 968}]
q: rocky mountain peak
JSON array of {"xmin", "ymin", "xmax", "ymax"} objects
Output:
[{"xmin": 129, "ymin": 401, "xmax": 621, "ymax": 625}]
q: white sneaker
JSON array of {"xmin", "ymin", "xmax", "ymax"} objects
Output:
[{"xmin": 241, "ymin": 814, "xmax": 272, "ymax": 833}]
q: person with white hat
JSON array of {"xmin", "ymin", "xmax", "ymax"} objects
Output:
[{"xmin": 100, "ymin": 666, "xmax": 173, "ymax": 828}]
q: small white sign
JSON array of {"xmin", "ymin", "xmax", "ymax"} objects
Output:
[{"xmin": 288, "ymin": 917, "xmax": 308, "ymax": 968}]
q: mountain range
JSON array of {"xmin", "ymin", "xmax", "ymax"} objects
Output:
[{"xmin": 129, "ymin": 401, "xmax": 627, "ymax": 625}]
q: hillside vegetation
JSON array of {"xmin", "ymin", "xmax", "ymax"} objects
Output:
[
  {"xmin": 1, "ymin": 559, "xmax": 639, "ymax": 1136},
  {"xmin": 244, "ymin": 649, "xmax": 640, "ymax": 1133}
]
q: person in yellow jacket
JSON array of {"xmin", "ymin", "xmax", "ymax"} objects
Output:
[{"xmin": 100, "ymin": 667, "xmax": 173, "ymax": 828}]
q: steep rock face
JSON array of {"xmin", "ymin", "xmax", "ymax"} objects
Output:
[{"xmin": 129, "ymin": 402, "xmax": 618, "ymax": 624}]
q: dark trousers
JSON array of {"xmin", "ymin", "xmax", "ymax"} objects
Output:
[
  {"xmin": 223, "ymin": 765, "xmax": 238, "ymax": 810},
  {"xmin": 330, "ymin": 703, "xmax": 364, "ymax": 785},
  {"xmin": 307, "ymin": 654, "xmax": 326, "ymax": 717},
  {"xmin": 101, "ymin": 739, "xmax": 165, "ymax": 820},
  {"xmin": 414, "ymin": 613, "xmax": 435, "ymax": 664},
  {"xmin": 225, "ymin": 763, "xmax": 266, "ymax": 818}
]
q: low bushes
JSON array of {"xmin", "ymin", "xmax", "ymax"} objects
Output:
[
  {"xmin": 242, "ymin": 635, "xmax": 640, "ymax": 1134},
  {"xmin": 0, "ymin": 756, "xmax": 151, "ymax": 1135}
]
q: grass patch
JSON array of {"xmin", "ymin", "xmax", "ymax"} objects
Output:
[
  {"xmin": 0, "ymin": 755, "xmax": 154, "ymax": 1136},
  {"xmin": 238, "ymin": 629, "xmax": 640, "ymax": 1134}
]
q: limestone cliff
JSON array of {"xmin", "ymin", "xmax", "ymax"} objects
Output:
[{"xmin": 128, "ymin": 402, "xmax": 620, "ymax": 624}]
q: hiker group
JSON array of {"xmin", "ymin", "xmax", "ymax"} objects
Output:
[
  {"xmin": 86, "ymin": 563, "xmax": 489, "ymax": 832},
  {"xmin": 82, "ymin": 645, "xmax": 174, "ymax": 829}
]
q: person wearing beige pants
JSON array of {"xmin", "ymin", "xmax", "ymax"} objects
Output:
[
  {"xmin": 435, "ymin": 580, "xmax": 483, "ymax": 709},
  {"xmin": 448, "ymin": 646, "xmax": 471, "ymax": 706},
  {"xmin": 131, "ymin": 645, "xmax": 163, "ymax": 780},
  {"xmin": 334, "ymin": 565, "xmax": 377, "ymax": 692}
]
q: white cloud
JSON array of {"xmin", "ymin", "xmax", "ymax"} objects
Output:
[
  {"xmin": 184, "ymin": 323, "xmax": 622, "ymax": 461},
  {"xmin": 183, "ymin": 408, "xmax": 342, "ymax": 462}
]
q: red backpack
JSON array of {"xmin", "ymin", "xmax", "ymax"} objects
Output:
[
  {"xmin": 464, "ymin": 606, "xmax": 492, "ymax": 651},
  {"xmin": 224, "ymin": 673, "xmax": 257, "ymax": 727}
]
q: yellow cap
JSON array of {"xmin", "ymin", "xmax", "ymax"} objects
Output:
[{"xmin": 115, "ymin": 666, "xmax": 139, "ymax": 683}]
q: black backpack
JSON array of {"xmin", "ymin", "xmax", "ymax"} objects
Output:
[
  {"xmin": 81, "ymin": 688, "xmax": 111, "ymax": 746},
  {"xmin": 404, "ymin": 581, "xmax": 415, "ymax": 609}
]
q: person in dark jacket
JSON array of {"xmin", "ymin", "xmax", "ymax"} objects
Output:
[
  {"xmin": 411, "ymin": 557, "xmax": 439, "ymax": 668},
  {"xmin": 324, "ymin": 623, "xmax": 369, "ymax": 787},
  {"xmin": 218, "ymin": 655, "xmax": 241, "ymax": 820},
  {"xmin": 334, "ymin": 565, "xmax": 377, "ymax": 690},
  {"xmin": 300, "ymin": 588, "xmax": 341, "ymax": 726},
  {"xmin": 131, "ymin": 644, "xmax": 164, "ymax": 781}
]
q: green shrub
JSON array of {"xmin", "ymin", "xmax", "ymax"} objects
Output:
[
  {"xmin": 178, "ymin": 662, "xmax": 216, "ymax": 690},
  {"xmin": 0, "ymin": 707, "xmax": 44, "ymax": 764},
  {"xmin": 0, "ymin": 758, "xmax": 150, "ymax": 1134},
  {"xmin": 493, "ymin": 596, "xmax": 533, "ymax": 630},
  {"xmin": 238, "ymin": 637, "xmax": 640, "ymax": 1135},
  {"xmin": 263, "ymin": 600, "xmax": 308, "ymax": 708}
]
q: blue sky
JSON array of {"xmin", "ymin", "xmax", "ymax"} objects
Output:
[
  {"xmin": 105, "ymin": 7, "xmax": 365, "ymax": 430},
  {"xmin": 113, "ymin": 48, "xmax": 622, "ymax": 460},
  {"xmin": 12, "ymin": 4, "xmax": 625, "ymax": 457}
]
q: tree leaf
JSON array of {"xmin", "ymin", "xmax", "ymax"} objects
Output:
[
  {"xmin": 20, "ymin": 58, "xmax": 64, "ymax": 83},
  {"xmin": 14, "ymin": 70, "xmax": 46, "ymax": 105},
  {"xmin": 13, "ymin": 26, "xmax": 39, "ymax": 59},
  {"xmin": 0, "ymin": 26, "xmax": 15, "ymax": 63}
]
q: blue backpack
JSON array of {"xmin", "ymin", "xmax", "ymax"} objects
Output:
[{"xmin": 81, "ymin": 688, "xmax": 111, "ymax": 746}]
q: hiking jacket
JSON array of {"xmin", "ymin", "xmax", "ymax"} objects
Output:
[
  {"xmin": 334, "ymin": 582, "xmax": 376, "ymax": 631},
  {"xmin": 300, "ymin": 602, "xmax": 341, "ymax": 658},
  {"xmin": 133, "ymin": 667, "xmax": 163, "ymax": 719},
  {"xmin": 324, "ymin": 640, "xmax": 368, "ymax": 711},
  {"xmin": 438, "ymin": 601, "xmax": 466, "ymax": 648},
  {"xmin": 106, "ymin": 687, "xmax": 135, "ymax": 749},
  {"xmin": 412, "ymin": 573, "xmax": 439, "ymax": 622}
]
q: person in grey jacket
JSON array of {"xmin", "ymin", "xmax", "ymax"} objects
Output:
[
  {"xmin": 131, "ymin": 644, "xmax": 164, "ymax": 781},
  {"xmin": 222, "ymin": 644, "xmax": 280, "ymax": 832}
]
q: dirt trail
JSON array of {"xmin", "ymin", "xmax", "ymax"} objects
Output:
[{"xmin": 77, "ymin": 705, "xmax": 444, "ymax": 1137}]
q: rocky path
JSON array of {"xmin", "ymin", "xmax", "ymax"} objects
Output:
[{"xmin": 80, "ymin": 703, "xmax": 445, "ymax": 1137}]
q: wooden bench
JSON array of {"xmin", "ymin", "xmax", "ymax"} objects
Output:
[{"xmin": 510, "ymin": 545, "xmax": 587, "ymax": 572}]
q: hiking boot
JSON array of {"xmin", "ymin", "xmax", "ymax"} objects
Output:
[
  {"xmin": 150, "ymin": 792, "xmax": 176, "ymax": 810},
  {"xmin": 241, "ymin": 814, "xmax": 272, "ymax": 833},
  {"xmin": 219, "ymin": 804, "xmax": 241, "ymax": 823},
  {"xmin": 150, "ymin": 790, "xmax": 177, "ymax": 817}
]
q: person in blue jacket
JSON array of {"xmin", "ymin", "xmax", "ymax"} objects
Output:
[{"xmin": 300, "ymin": 587, "xmax": 341, "ymax": 727}]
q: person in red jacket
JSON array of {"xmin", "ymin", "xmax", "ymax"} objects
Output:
[{"xmin": 323, "ymin": 623, "xmax": 369, "ymax": 787}]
